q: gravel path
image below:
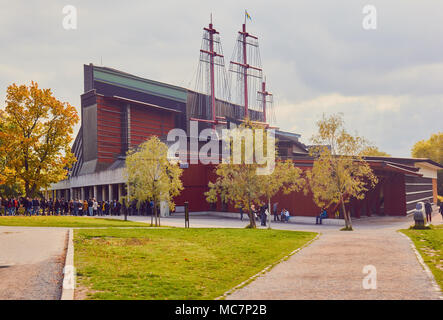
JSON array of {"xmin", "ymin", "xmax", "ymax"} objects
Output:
[
  {"xmin": 0, "ymin": 227, "xmax": 67, "ymax": 300},
  {"xmin": 227, "ymin": 212, "xmax": 443, "ymax": 300}
]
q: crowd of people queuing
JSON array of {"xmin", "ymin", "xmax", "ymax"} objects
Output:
[{"xmin": 0, "ymin": 196, "xmax": 157, "ymax": 217}]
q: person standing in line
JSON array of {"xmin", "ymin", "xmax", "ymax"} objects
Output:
[
  {"xmin": 116, "ymin": 200, "xmax": 121, "ymax": 216},
  {"xmin": 424, "ymin": 200, "xmax": 433, "ymax": 224},
  {"xmin": 78, "ymin": 199, "xmax": 83, "ymax": 216},
  {"xmin": 87, "ymin": 198, "xmax": 93, "ymax": 216},
  {"xmin": 82, "ymin": 199, "xmax": 88, "ymax": 216},
  {"xmin": 40, "ymin": 198, "xmax": 46, "ymax": 216},
  {"xmin": 13, "ymin": 198, "xmax": 19, "ymax": 216},
  {"xmin": 104, "ymin": 200, "xmax": 110, "ymax": 215},
  {"xmin": 55, "ymin": 198, "xmax": 61, "ymax": 215},
  {"xmin": 69, "ymin": 199, "xmax": 74, "ymax": 216},
  {"xmin": 48, "ymin": 199, "xmax": 53, "ymax": 215},
  {"xmin": 26, "ymin": 197, "xmax": 32, "ymax": 216},
  {"xmin": 73, "ymin": 199, "xmax": 79, "ymax": 216},
  {"xmin": 6, "ymin": 198, "xmax": 12, "ymax": 216},
  {"xmin": 92, "ymin": 198, "xmax": 98, "ymax": 216},
  {"xmin": 32, "ymin": 197, "xmax": 40, "ymax": 216},
  {"xmin": 64, "ymin": 199, "xmax": 69, "ymax": 216},
  {"xmin": 1, "ymin": 197, "xmax": 6, "ymax": 216}
]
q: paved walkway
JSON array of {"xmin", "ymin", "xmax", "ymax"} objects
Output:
[
  {"xmin": 0, "ymin": 227, "xmax": 67, "ymax": 300},
  {"xmin": 103, "ymin": 210, "xmax": 443, "ymax": 300},
  {"xmin": 227, "ymin": 212, "xmax": 443, "ymax": 300}
]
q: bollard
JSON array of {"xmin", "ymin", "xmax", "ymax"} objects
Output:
[{"xmin": 184, "ymin": 201, "xmax": 189, "ymax": 228}]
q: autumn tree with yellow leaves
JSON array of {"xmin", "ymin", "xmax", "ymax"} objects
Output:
[
  {"xmin": 307, "ymin": 114, "xmax": 378, "ymax": 230},
  {"xmin": 0, "ymin": 82, "xmax": 79, "ymax": 197},
  {"xmin": 360, "ymin": 146, "xmax": 391, "ymax": 157},
  {"xmin": 125, "ymin": 136, "xmax": 183, "ymax": 226}
]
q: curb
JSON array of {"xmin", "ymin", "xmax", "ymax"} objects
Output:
[
  {"xmin": 398, "ymin": 232, "xmax": 443, "ymax": 299},
  {"xmin": 216, "ymin": 233, "xmax": 321, "ymax": 300},
  {"xmin": 61, "ymin": 228, "xmax": 75, "ymax": 300}
]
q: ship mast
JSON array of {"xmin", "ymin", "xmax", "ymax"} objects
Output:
[
  {"xmin": 190, "ymin": 16, "xmax": 229, "ymax": 128},
  {"xmin": 229, "ymin": 22, "xmax": 263, "ymax": 121}
]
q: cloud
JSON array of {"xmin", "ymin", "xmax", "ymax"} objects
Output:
[{"xmin": 0, "ymin": 0, "xmax": 442, "ymax": 157}]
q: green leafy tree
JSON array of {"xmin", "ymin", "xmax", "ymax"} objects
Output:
[
  {"xmin": 307, "ymin": 114, "xmax": 378, "ymax": 230},
  {"xmin": 411, "ymin": 132, "xmax": 443, "ymax": 195},
  {"xmin": 125, "ymin": 136, "xmax": 183, "ymax": 226}
]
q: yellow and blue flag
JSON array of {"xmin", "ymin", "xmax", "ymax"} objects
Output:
[{"xmin": 245, "ymin": 10, "xmax": 252, "ymax": 21}]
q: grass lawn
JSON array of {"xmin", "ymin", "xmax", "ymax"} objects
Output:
[
  {"xmin": 74, "ymin": 228, "xmax": 317, "ymax": 300},
  {"xmin": 0, "ymin": 216, "xmax": 151, "ymax": 228},
  {"xmin": 400, "ymin": 224, "xmax": 443, "ymax": 290}
]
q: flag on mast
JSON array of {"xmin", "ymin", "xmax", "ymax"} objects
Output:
[{"xmin": 245, "ymin": 10, "xmax": 252, "ymax": 21}]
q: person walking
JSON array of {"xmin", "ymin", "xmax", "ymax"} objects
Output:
[{"xmin": 424, "ymin": 200, "xmax": 433, "ymax": 224}]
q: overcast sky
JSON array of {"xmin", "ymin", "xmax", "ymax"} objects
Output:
[{"xmin": 1, "ymin": 0, "xmax": 442, "ymax": 156}]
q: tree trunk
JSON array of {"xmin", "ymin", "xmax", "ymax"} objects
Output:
[
  {"xmin": 341, "ymin": 198, "xmax": 352, "ymax": 230},
  {"xmin": 247, "ymin": 198, "xmax": 256, "ymax": 228}
]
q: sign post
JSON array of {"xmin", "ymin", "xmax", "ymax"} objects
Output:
[{"xmin": 184, "ymin": 201, "xmax": 189, "ymax": 228}]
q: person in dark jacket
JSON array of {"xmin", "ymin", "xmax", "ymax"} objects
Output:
[
  {"xmin": 55, "ymin": 199, "xmax": 61, "ymax": 215},
  {"xmin": 116, "ymin": 200, "xmax": 121, "ymax": 216},
  {"xmin": 424, "ymin": 200, "xmax": 433, "ymax": 223},
  {"xmin": 439, "ymin": 202, "xmax": 443, "ymax": 219},
  {"xmin": 64, "ymin": 199, "xmax": 69, "ymax": 216},
  {"xmin": 48, "ymin": 199, "xmax": 54, "ymax": 215},
  {"xmin": 32, "ymin": 198, "xmax": 40, "ymax": 216},
  {"xmin": 104, "ymin": 200, "xmax": 110, "ymax": 215},
  {"xmin": 260, "ymin": 205, "xmax": 267, "ymax": 226},
  {"xmin": 40, "ymin": 198, "xmax": 46, "ymax": 215}
]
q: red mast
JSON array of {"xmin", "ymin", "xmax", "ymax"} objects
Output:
[
  {"xmin": 202, "ymin": 19, "xmax": 218, "ymax": 127},
  {"xmin": 229, "ymin": 23, "xmax": 262, "ymax": 120},
  {"xmin": 258, "ymin": 79, "xmax": 272, "ymax": 123},
  {"xmin": 191, "ymin": 17, "xmax": 228, "ymax": 128}
]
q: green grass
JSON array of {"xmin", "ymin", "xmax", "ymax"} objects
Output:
[
  {"xmin": 400, "ymin": 224, "xmax": 443, "ymax": 291},
  {"xmin": 74, "ymin": 228, "xmax": 317, "ymax": 300},
  {"xmin": 0, "ymin": 216, "xmax": 151, "ymax": 228}
]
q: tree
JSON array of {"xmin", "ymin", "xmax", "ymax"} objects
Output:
[
  {"xmin": 307, "ymin": 114, "xmax": 378, "ymax": 230},
  {"xmin": 259, "ymin": 160, "xmax": 305, "ymax": 229},
  {"xmin": 1, "ymin": 82, "xmax": 79, "ymax": 197},
  {"xmin": 205, "ymin": 120, "xmax": 304, "ymax": 228},
  {"xmin": 360, "ymin": 146, "xmax": 391, "ymax": 157},
  {"xmin": 411, "ymin": 132, "xmax": 443, "ymax": 195},
  {"xmin": 125, "ymin": 136, "xmax": 183, "ymax": 226}
]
